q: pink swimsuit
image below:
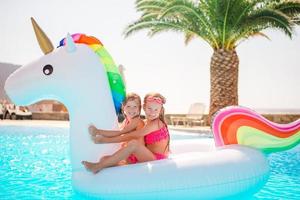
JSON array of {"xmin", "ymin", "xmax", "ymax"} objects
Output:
[{"xmin": 128, "ymin": 126, "xmax": 169, "ymax": 164}]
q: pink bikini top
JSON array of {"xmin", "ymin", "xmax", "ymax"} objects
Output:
[{"xmin": 144, "ymin": 126, "xmax": 169, "ymax": 145}]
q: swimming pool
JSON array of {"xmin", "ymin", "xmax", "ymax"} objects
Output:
[{"xmin": 0, "ymin": 126, "xmax": 299, "ymax": 199}]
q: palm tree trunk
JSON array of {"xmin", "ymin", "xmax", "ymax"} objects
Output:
[{"xmin": 209, "ymin": 48, "xmax": 239, "ymax": 123}]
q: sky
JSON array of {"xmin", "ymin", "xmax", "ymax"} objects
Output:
[{"xmin": 0, "ymin": 0, "xmax": 299, "ymax": 114}]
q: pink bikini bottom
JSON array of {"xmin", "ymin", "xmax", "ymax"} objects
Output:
[{"xmin": 127, "ymin": 152, "xmax": 168, "ymax": 164}]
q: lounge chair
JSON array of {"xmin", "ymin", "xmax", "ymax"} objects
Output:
[
  {"xmin": 170, "ymin": 115, "xmax": 187, "ymax": 126},
  {"xmin": 170, "ymin": 103, "xmax": 205, "ymax": 127},
  {"xmin": 185, "ymin": 103, "xmax": 205, "ymax": 127}
]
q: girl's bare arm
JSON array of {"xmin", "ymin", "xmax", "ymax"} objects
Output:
[
  {"xmin": 93, "ymin": 123, "xmax": 153, "ymax": 144},
  {"xmin": 89, "ymin": 119, "xmax": 140, "ymax": 137}
]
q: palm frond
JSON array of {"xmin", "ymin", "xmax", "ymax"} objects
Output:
[
  {"xmin": 272, "ymin": 1, "xmax": 300, "ymax": 25},
  {"xmin": 235, "ymin": 31, "xmax": 271, "ymax": 48},
  {"xmin": 136, "ymin": 0, "xmax": 170, "ymax": 14},
  {"xmin": 247, "ymin": 9, "xmax": 293, "ymax": 37},
  {"xmin": 157, "ymin": 0, "xmax": 219, "ymax": 47},
  {"xmin": 184, "ymin": 32, "xmax": 197, "ymax": 45},
  {"xmin": 124, "ymin": 0, "xmax": 300, "ymax": 50}
]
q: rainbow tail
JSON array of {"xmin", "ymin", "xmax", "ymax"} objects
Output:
[{"xmin": 212, "ymin": 106, "xmax": 300, "ymax": 153}]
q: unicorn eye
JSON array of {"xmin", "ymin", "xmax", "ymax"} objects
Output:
[{"xmin": 43, "ymin": 64, "xmax": 53, "ymax": 76}]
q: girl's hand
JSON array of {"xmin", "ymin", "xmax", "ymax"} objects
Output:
[{"xmin": 89, "ymin": 125, "xmax": 98, "ymax": 136}]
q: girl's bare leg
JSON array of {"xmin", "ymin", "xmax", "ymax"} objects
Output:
[
  {"xmin": 100, "ymin": 155, "xmax": 127, "ymax": 166},
  {"xmin": 82, "ymin": 139, "xmax": 155, "ymax": 173},
  {"xmin": 98, "ymin": 140, "xmax": 156, "ymax": 168}
]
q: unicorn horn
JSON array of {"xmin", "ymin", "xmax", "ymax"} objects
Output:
[{"xmin": 31, "ymin": 17, "xmax": 54, "ymax": 54}]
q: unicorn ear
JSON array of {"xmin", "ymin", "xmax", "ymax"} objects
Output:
[{"xmin": 66, "ymin": 33, "xmax": 76, "ymax": 53}]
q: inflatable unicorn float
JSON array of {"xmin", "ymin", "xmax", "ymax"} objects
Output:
[{"xmin": 4, "ymin": 18, "xmax": 300, "ymax": 199}]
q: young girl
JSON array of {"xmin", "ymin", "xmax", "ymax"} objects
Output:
[
  {"xmin": 89, "ymin": 92, "xmax": 144, "ymax": 140},
  {"xmin": 82, "ymin": 93, "xmax": 170, "ymax": 174},
  {"xmin": 89, "ymin": 93, "xmax": 145, "ymax": 165}
]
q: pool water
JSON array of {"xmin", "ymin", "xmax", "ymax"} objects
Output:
[{"xmin": 0, "ymin": 126, "xmax": 299, "ymax": 199}]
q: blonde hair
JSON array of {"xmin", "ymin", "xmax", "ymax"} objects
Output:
[
  {"xmin": 144, "ymin": 92, "xmax": 166, "ymax": 125},
  {"xmin": 122, "ymin": 93, "xmax": 142, "ymax": 119}
]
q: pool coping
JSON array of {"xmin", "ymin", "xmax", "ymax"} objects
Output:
[
  {"xmin": 0, "ymin": 120, "xmax": 70, "ymax": 128},
  {"xmin": 168, "ymin": 125, "xmax": 212, "ymax": 134}
]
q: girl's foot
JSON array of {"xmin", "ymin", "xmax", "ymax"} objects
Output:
[
  {"xmin": 81, "ymin": 161, "xmax": 102, "ymax": 174},
  {"xmin": 89, "ymin": 125, "xmax": 98, "ymax": 136}
]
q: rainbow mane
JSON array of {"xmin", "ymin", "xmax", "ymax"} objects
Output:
[
  {"xmin": 58, "ymin": 33, "xmax": 126, "ymax": 113},
  {"xmin": 212, "ymin": 106, "xmax": 300, "ymax": 153}
]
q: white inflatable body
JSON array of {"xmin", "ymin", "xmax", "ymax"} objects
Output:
[
  {"xmin": 74, "ymin": 139, "xmax": 269, "ymax": 199},
  {"xmin": 5, "ymin": 34, "xmax": 269, "ymax": 199}
]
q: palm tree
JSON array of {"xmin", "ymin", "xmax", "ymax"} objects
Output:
[{"xmin": 124, "ymin": 0, "xmax": 300, "ymax": 121}]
